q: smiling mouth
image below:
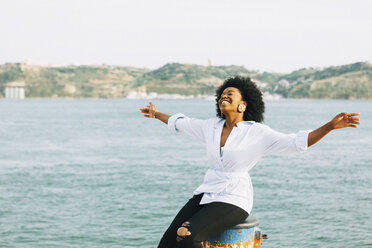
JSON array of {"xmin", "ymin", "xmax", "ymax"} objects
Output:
[{"xmin": 220, "ymin": 99, "xmax": 231, "ymax": 105}]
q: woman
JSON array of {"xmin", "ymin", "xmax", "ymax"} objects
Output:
[{"xmin": 139, "ymin": 76, "xmax": 360, "ymax": 248}]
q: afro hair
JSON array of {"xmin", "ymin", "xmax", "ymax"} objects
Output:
[{"xmin": 215, "ymin": 76, "xmax": 265, "ymax": 122}]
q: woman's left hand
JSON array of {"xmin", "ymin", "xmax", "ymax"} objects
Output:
[{"xmin": 329, "ymin": 112, "xmax": 360, "ymax": 129}]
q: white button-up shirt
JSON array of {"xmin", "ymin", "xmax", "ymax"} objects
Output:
[{"xmin": 168, "ymin": 113, "xmax": 312, "ymax": 214}]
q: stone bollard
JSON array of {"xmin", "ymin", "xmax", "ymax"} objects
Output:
[{"xmin": 202, "ymin": 216, "xmax": 267, "ymax": 248}]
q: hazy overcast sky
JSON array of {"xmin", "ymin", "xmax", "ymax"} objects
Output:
[{"xmin": 1, "ymin": 0, "xmax": 371, "ymax": 72}]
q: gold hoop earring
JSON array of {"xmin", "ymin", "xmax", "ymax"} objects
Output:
[{"xmin": 238, "ymin": 104, "xmax": 245, "ymax": 113}]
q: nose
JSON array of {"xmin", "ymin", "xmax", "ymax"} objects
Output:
[{"xmin": 221, "ymin": 95, "xmax": 229, "ymax": 101}]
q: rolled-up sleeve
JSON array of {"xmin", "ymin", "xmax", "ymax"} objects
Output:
[
  {"xmin": 167, "ymin": 113, "xmax": 207, "ymax": 143},
  {"xmin": 261, "ymin": 124, "xmax": 312, "ymax": 156}
]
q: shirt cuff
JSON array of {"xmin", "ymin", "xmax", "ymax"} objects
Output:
[
  {"xmin": 167, "ymin": 113, "xmax": 185, "ymax": 133},
  {"xmin": 295, "ymin": 130, "xmax": 312, "ymax": 152}
]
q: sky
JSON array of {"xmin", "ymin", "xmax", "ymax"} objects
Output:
[{"xmin": 1, "ymin": 0, "xmax": 371, "ymax": 73}]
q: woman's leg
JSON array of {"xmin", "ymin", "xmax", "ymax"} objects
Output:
[
  {"xmin": 176, "ymin": 202, "xmax": 249, "ymax": 248},
  {"xmin": 157, "ymin": 194, "xmax": 205, "ymax": 248}
]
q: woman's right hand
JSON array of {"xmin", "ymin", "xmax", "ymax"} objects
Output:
[{"xmin": 139, "ymin": 101, "xmax": 157, "ymax": 118}]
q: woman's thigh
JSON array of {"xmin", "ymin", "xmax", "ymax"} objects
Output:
[
  {"xmin": 178, "ymin": 202, "xmax": 249, "ymax": 248},
  {"xmin": 157, "ymin": 194, "xmax": 205, "ymax": 248}
]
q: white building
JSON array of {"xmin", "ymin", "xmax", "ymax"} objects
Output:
[
  {"xmin": 5, "ymin": 81, "xmax": 26, "ymax": 99},
  {"xmin": 208, "ymin": 58, "xmax": 213, "ymax": 67}
]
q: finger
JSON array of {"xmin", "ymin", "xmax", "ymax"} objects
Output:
[
  {"xmin": 349, "ymin": 124, "xmax": 358, "ymax": 128},
  {"xmin": 347, "ymin": 121, "xmax": 359, "ymax": 126},
  {"xmin": 348, "ymin": 113, "xmax": 360, "ymax": 116},
  {"xmin": 144, "ymin": 114, "xmax": 150, "ymax": 117}
]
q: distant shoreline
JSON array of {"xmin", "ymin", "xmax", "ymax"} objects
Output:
[{"xmin": 1, "ymin": 62, "xmax": 371, "ymax": 100}]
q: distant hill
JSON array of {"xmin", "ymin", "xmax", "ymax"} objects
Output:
[
  {"xmin": 274, "ymin": 62, "xmax": 372, "ymax": 99},
  {"xmin": 0, "ymin": 61, "xmax": 371, "ymax": 99},
  {"xmin": 0, "ymin": 63, "xmax": 149, "ymax": 98},
  {"xmin": 128, "ymin": 63, "xmax": 258, "ymax": 95}
]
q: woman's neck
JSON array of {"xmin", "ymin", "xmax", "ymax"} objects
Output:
[{"xmin": 223, "ymin": 114, "xmax": 244, "ymax": 129}]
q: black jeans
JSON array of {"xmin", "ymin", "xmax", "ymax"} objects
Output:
[{"xmin": 157, "ymin": 193, "xmax": 249, "ymax": 248}]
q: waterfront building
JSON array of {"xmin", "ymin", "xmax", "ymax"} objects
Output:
[
  {"xmin": 5, "ymin": 81, "xmax": 26, "ymax": 99},
  {"xmin": 208, "ymin": 58, "xmax": 213, "ymax": 67}
]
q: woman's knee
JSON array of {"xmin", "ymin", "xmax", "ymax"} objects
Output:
[
  {"xmin": 176, "ymin": 221, "xmax": 191, "ymax": 241},
  {"xmin": 176, "ymin": 221, "xmax": 201, "ymax": 247}
]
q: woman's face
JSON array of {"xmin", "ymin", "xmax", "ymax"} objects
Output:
[{"xmin": 218, "ymin": 87, "xmax": 246, "ymax": 115}]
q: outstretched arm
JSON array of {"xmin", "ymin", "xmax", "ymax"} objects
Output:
[
  {"xmin": 308, "ymin": 112, "xmax": 360, "ymax": 147},
  {"xmin": 139, "ymin": 101, "xmax": 208, "ymax": 142},
  {"xmin": 139, "ymin": 101, "xmax": 170, "ymax": 124}
]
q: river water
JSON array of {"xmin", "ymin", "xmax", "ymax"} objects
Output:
[{"xmin": 0, "ymin": 99, "xmax": 371, "ymax": 247}]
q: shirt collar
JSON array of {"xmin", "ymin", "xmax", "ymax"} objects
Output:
[
  {"xmin": 236, "ymin": 121, "xmax": 255, "ymax": 128},
  {"xmin": 214, "ymin": 118, "xmax": 255, "ymax": 129}
]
